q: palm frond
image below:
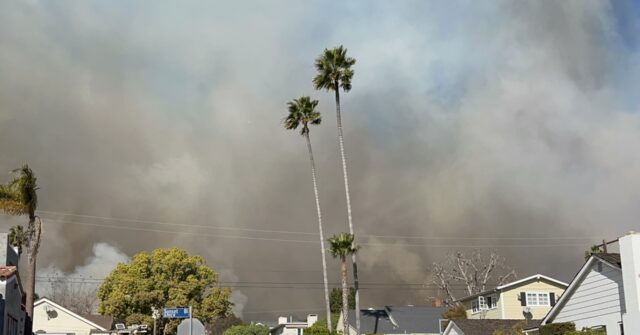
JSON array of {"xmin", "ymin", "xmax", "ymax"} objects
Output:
[
  {"xmin": 313, "ymin": 46, "xmax": 356, "ymax": 92},
  {"xmin": 283, "ymin": 96, "xmax": 322, "ymax": 136},
  {"xmin": 328, "ymin": 233, "xmax": 359, "ymax": 259}
]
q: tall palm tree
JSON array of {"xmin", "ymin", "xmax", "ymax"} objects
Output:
[
  {"xmin": 0, "ymin": 165, "xmax": 41, "ymax": 317},
  {"xmin": 313, "ymin": 45, "xmax": 361, "ymax": 335},
  {"xmin": 328, "ymin": 233, "xmax": 359, "ymax": 335},
  {"xmin": 284, "ymin": 96, "xmax": 332, "ymax": 330}
]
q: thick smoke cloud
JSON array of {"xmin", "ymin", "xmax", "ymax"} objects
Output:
[{"xmin": 1, "ymin": 0, "xmax": 639, "ymax": 320}]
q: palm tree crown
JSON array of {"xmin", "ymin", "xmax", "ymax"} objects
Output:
[
  {"xmin": 328, "ymin": 233, "xmax": 359, "ymax": 259},
  {"xmin": 313, "ymin": 45, "xmax": 356, "ymax": 92},
  {"xmin": 284, "ymin": 96, "xmax": 322, "ymax": 135},
  {"xmin": 0, "ymin": 165, "xmax": 38, "ymax": 218}
]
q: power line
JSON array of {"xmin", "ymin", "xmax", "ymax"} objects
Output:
[
  {"xmin": 35, "ymin": 217, "xmax": 590, "ymax": 248},
  {"xmin": 36, "ymin": 210, "xmax": 600, "ymax": 241}
]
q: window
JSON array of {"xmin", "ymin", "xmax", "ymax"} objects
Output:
[
  {"xmin": 526, "ymin": 292, "xmax": 550, "ymax": 306},
  {"xmin": 471, "ymin": 300, "xmax": 479, "ymax": 313},
  {"xmin": 478, "ymin": 296, "xmax": 487, "ymax": 310},
  {"xmin": 486, "ymin": 294, "xmax": 497, "ymax": 309}
]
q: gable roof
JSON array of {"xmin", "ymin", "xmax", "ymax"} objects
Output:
[
  {"xmin": 457, "ymin": 274, "xmax": 568, "ymax": 302},
  {"xmin": 34, "ymin": 298, "xmax": 108, "ymax": 331},
  {"xmin": 539, "ymin": 253, "xmax": 622, "ymax": 325},
  {"xmin": 80, "ymin": 314, "xmax": 114, "ymax": 331},
  {"xmin": 347, "ymin": 306, "xmax": 446, "ymax": 334},
  {"xmin": 0, "ymin": 266, "xmax": 17, "ymax": 279},
  {"xmin": 347, "ymin": 309, "xmax": 398, "ymax": 334},
  {"xmin": 444, "ymin": 319, "xmax": 540, "ymax": 335}
]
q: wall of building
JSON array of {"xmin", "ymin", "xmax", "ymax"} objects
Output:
[
  {"xmin": 553, "ymin": 261, "xmax": 623, "ymax": 335},
  {"xmin": 32, "ymin": 301, "xmax": 99, "ymax": 335},
  {"xmin": 1, "ymin": 277, "xmax": 25, "ymax": 335},
  {"xmin": 501, "ymin": 280, "xmax": 566, "ymax": 320},
  {"xmin": 0, "ymin": 234, "xmax": 18, "ymax": 267}
]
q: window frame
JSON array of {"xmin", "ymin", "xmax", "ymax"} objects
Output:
[
  {"xmin": 471, "ymin": 300, "xmax": 479, "ymax": 313},
  {"xmin": 525, "ymin": 292, "xmax": 551, "ymax": 307}
]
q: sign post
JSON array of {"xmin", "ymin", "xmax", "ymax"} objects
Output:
[{"xmin": 189, "ymin": 306, "xmax": 193, "ymax": 335}]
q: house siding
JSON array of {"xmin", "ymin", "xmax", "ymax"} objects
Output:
[
  {"xmin": 33, "ymin": 301, "xmax": 103, "ymax": 335},
  {"xmin": 502, "ymin": 281, "xmax": 566, "ymax": 320},
  {"xmin": 552, "ymin": 262, "xmax": 623, "ymax": 335}
]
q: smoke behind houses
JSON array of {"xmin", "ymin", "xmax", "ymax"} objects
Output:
[{"xmin": 1, "ymin": 0, "xmax": 640, "ymax": 319}]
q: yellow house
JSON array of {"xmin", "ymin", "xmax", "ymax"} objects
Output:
[
  {"xmin": 456, "ymin": 274, "xmax": 568, "ymax": 320},
  {"xmin": 33, "ymin": 298, "xmax": 113, "ymax": 335}
]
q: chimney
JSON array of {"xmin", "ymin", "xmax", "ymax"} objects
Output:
[
  {"xmin": 307, "ymin": 314, "xmax": 318, "ymax": 327},
  {"xmin": 278, "ymin": 316, "xmax": 288, "ymax": 325},
  {"xmin": 620, "ymin": 232, "xmax": 640, "ymax": 334},
  {"xmin": 431, "ymin": 298, "xmax": 444, "ymax": 308}
]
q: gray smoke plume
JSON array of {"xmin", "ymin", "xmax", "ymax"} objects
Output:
[{"xmin": 1, "ymin": 0, "xmax": 639, "ymax": 320}]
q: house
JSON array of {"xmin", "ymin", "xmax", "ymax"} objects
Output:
[
  {"xmin": 456, "ymin": 274, "xmax": 568, "ymax": 320},
  {"xmin": 336, "ymin": 305, "xmax": 446, "ymax": 335},
  {"xmin": 0, "ymin": 233, "xmax": 26, "ymax": 335},
  {"xmin": 257, "ymin": 314, "xmax": 317, "ymax": 335},
  {"xmin": 441, "ymin": 319, "xmax": 540, "ymax": 335},
  {"xmin": 32, "ymin": 298, "xmax": 113, "ymax": 335},
  {"xmin": 532, "ymin": 232, "xmax": 640, "ymax": 335}
]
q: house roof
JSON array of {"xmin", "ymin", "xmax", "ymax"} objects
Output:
[
  {"xmin": 0, "ymin": 266, "xmax": 17, "ymax": 279},
  {"xmin": 445, "ymin": 319, "xmax": 540, "ymax": 335},
  {"xmin": 457, "ymin": 274, "xmax": 568, "ymax": 302},
  {"xmin": 593, "ymin": 253, "xmax": 621, "ymax": 268},
  {"xmin": 80, "ymin": 314, "xmax": 115, "ymax": 331},
  {"xmin": 34, "ymin": 298, "xmax": 108, "ymax": 331},
  {"xmin": 539, "ymin": 253, "xmax": 622, "ymax": 326},
  {"xmin": 347, "ymin": 309, "xmax": 398, "ymax": 334},
  {"xmin": 347, "ymin": 306, "xmax": 446, "ymax": 334}
]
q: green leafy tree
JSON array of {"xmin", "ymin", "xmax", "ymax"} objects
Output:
[
  {"xmin": 0, "ymin": 165, "xmax": 41, "ymax": 317},
  {"xmin": 284, "ymin": 96, "xmax": 332, "ymax": 330},
  {"xmin": 223, "ymin": 325, "xmax": 269, "ymax": 335},
  {"xmin": 313, "ymin": 45, "xmax": 361, "ymax": 335},
  {"xmin": 306, "ymin": 320, "xmax": 338, "ymax": 335},
  {"xmin": 330, "ymin": 287, "xmax": 354, "ymax": 313},
  {"xmin": 208, "ymin": 315, "xmax": 244, "ymax": 335},
  {"xmin": 97, "ymin": 247, "xmax": 232, "ymax": 334},
  {"xmin": 329, "ymin": 233, "xmax": 359, "ymax": 335},
  {"xmin": 584, "ymin": 245, "xmax": 601, "ymax": 260}
]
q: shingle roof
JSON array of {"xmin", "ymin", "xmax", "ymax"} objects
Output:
[
  {"xmin": 450, "ymin": 319, "xmax": 540, "ymax": 335},
  {"xmin": 593, "ymin": 253, "xmax": 621, "ymax": 268},
  {"xmin": 347, "ymin": 309, "xmax": 398, "ymax": 334},
  {"xmin": 385, "ymin": 306, "xmax": 446, "ymax": 333},
  {"xmin": 347, "ymin": 306, "xmax": 446, "ymax": 334},
  {"xmin": 80, "ymin": 314, "xmax": 114, "ymax": 330},
  {"xmin": 0, "ymin": 266, "xmax": 17, "ymax": 279}
]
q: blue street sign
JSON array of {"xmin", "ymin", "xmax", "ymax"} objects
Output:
[{"xmin": 163, "ymin": 308, "xmax": 191, "ymax": 318}]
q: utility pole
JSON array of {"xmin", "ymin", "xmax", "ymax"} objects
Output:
[{"xmin": 189, "ymin": 306, "xmax": 193, "ymax": 335}]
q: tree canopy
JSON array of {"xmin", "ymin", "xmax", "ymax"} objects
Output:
[{"xmin": 97, "ymin": 247, "xmax": 232, "ymax": 334}]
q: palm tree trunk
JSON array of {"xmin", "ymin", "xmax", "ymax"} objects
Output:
[
  {"xmin": 25, "ymin": 217, "xmax": 41, "ymax": 317},
  {"xmin": 341, "ymin": 256, "xmax": 349, "ymax": 335},
  {"xmin": 306, "ymin": 133, "xmax": 332, "ymax": 331},
  {"xmin": 334, "ymin": 82, "xmax": 360, "ymax": 335}
]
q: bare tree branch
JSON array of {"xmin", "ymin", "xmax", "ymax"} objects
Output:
[{"xmin": 428, "ymin": 250, "xmax": 517, "ymax": 306}]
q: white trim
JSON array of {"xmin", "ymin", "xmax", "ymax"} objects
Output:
[
  {"xmin": 442, "ymin": 321, "xmax": 463, "ymax": 335},
  {"xmin": 540, "ymin": 255, "xmax": 622, "ymax": 325},
  {"xmin": 34, "ymin": 298, "xmax": 108, "ymax": 331},
  {"xmin": 456, "ymin": 274, "xmax": 568, "ymax": 303},
  {"xmin": 496, "ymin": 274, "xmax": 569, "ymax": 291},
  {"xmin": 524, "ymin": 291, "xmax": 550, "ymax": 307}
]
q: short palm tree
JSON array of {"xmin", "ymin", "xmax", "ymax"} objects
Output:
[
  {"xmin": 0, "ymin": 165, "xmax": 41, "ymax": 317},
  {"xmin": 313, "ymin": 45, "xmax": 361, "ymax": 334},
  {"xmin": 328, "ymin": 233, "xmax": 359, "ymax": 335},
  {"xmin": 284, "ymin": 96, "xmax": 332, "ymax": 330},
  {"xmin": 8, "ymin": 225, "xmax": 27, "ymax": 256}
]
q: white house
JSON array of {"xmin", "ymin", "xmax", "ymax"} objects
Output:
[
  {"xmin": 32, "ymin": 298, "xmax": 112, "ymax": 335},
  {"xmin": 263, "ymin": 314, "xmax": 317, "ymax": 335},
  {"xmin": 534, "ymin": 232, "xmax": 640, "ymax": 335}
]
